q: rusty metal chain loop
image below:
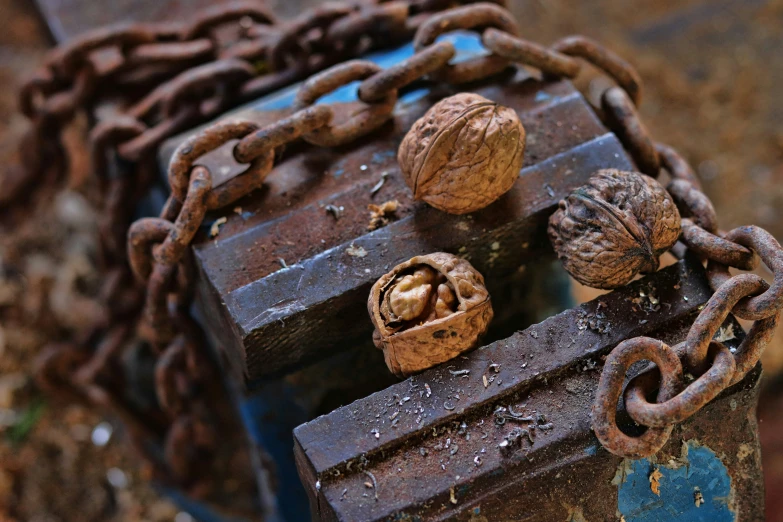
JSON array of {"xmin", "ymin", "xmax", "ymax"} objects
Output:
[
  {"xmin": 293, "ymin": 60, "xmax": 398, "ymax": 147},
  {"xmin": 358, "ymin": 40, "xmax": 455, "ymax": 102},
  {"xmin": 414, "ymin": 3, "xmax": 520, "ymax": 83},
  {"xmin": 600, "ymin": 86, "xmax": 660, "ymax": 176},
  {"xmin": 624, "ymin": 341, "xmax": 736, "ymax": 428},
  {"xmin": 592, "ymin": 337, "xmax": 682, "ymax": 459},
  {"xmin": 551, "ymin": 35, "xmax": 643, "ymax": 106},
  {"xmin": 180, "ymin": 0, "xmax": 276, "ymax": 40},
  {"xmin": 168, "ymin": 120, "xmax": 274, "ymax": 209},
  {"xmin": 482, "ymin": 28, "xmax": 580, "ymax": 79}
]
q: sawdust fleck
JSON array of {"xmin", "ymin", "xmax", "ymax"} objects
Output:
[
  {"xmin": 649, "ymin": 467, "xmax": 663, "ymax": 496},
  {"xmin": 346, "ymin": 244, "xmax": 368, "ymax": 258},
  {"xmin": 209, "ymin": 216, "xmax": 227, "ymax": 238},
  {"xmin": 368, "ymin": 200, "xmax": 398, "ymax": 230},
  {"xmin": 716, "ymin": 323, "xmax": 736, "ymax": 343},
  {"xmin": 737, "ymin": 443, "xmax": 754, "ymax": 462},
  {"xmin": 694, "ymin": 486, "xmax": 704, "ymax": 507}
]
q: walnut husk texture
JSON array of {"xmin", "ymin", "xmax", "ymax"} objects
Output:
[
  {"xmin": 397, "ymin": 93, "xmax": 525, "ymax": 215},
  {"xmin": 548, "ymin": 169, "xmax": 681, "ymax": 289},
  {"xmin": 368, "ymin": 252, "xmax": 493, "ymax": 377}
]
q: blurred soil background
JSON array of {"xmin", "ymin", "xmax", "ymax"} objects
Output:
[{"xmin": 0, "ymin": 0, "xmax": 782, "ymax": 520}]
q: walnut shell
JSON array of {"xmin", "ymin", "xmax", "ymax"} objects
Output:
[
  {"xmin": 368, "ymin": 252, "xmax": 493, "ymax": 377},
  {"xmin": 397, "ymin": 93, "xmax": 525, "ymax": 215},
  {"xmin": 548, "ymin": 169, "xmax": 681, "ymax": 289}
]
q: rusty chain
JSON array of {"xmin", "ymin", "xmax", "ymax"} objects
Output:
[
  {"xmin": 590, "ymin": 80, "xmax": 783, "ymax": 457},
  {"xmin": 18, "ymin": 0, "xmax": 783, "ymax": 492}
]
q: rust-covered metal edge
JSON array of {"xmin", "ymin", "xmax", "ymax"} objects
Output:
[{"xmin": 293, "ymin": 259, "xmax": 763, "ymax": 520}]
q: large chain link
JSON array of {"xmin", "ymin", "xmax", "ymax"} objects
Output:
[{"xmin": 19, "ymin": 0, "xmax": 783, "ymax": 491}]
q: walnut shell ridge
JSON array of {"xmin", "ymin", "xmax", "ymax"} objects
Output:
[
  {"xmin": 397, "ymin": 93, "xmax": 525, "ymax": 215},
  {"xmin": 368, "ymin": 252, "xmax": 493, "ymax": 377},
  {"xmin": 548, "ymin": 169, "xmax": 681, "ymax": 289}
]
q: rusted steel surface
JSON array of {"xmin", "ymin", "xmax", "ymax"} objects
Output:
[
  {"xmin": 162, "ymin": 74, "xmax": 635, "ymax": 387},
  {"xmin": 293, "ymin": 259, "xmax": 764, "ymax": 521}
]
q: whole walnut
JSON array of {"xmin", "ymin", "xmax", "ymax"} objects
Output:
[
  {"xmin": 548, "ymin": 169, "xmax": 681, "ymax": 289},
  {"xmin": 397, "ymin": 93, "xmax": 525, "ymax": 215},
  {"xmin": 368, "ymin": 252, "xmax": 493, "ymax": 377}
]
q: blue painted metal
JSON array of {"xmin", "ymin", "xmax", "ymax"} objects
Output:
[{"xmin": 617, "ymin": 442, "xmax": 734, "ymax": 522}]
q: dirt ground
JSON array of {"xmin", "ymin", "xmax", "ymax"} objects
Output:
[{"xmin": 0, "ymin": 0, "xmax": 782, "ymax": 521}]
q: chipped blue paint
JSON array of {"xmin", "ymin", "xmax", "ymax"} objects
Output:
[
  {"xmin": 617, "ymin": 444, "xmax": 734, "ymax": 522},
  {"xmin": 371, "ymin": 149, "xmax": 397, "ymax": 164},
  {"xmin": 534, "ymin": 91, "xmax": 553, "ymax": 103}
]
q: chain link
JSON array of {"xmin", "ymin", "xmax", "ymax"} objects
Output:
[{"xmin": 17, "ymin": 0, "xmax": 783, "ymax": 488}]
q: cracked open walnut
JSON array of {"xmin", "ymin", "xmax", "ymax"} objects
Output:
[{"xmin": 368, "ymin": 252, "xmax": 493, "ymax": 377}]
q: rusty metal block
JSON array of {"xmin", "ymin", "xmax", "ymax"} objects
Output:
[
  {"xmin": 162, "ymin": 63, "xmax": 635, "ymax": 388},
  {"xmin": 293, "ymin": 259, "xmax": 764, "ymax": 521}
]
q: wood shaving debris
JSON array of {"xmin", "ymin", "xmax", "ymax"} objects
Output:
[
  {"xmin": 649, "ymin": 467, "xmax": 663, "ymax": 496},
  {"xmin": 370, "ymin": 171, "xmax": 389, "ymax": 197},
  {"xmin": 694, "ymin": 487, "xmax": 704, "ymax": 507},
  {"xmin": 346, "ymin": 244, "xmax": 367, "ymax": 257},
  {"xmin": 368, "ymin": 200, "xmax": 399, "ymax": 230},
  {"xmin": 716, "ymin": 323, "xmax": 736, "ymax": 343},
  {"xmin": 483, "ymin": 375, "xmax": 488, "ymax": 388},
  {"xmin": 363, "ymin": 471, "xmax": 378, "ymax": 501},
  {"xmin": 209, "ymin": 216, "xmax": 227, "ymax": 238}
]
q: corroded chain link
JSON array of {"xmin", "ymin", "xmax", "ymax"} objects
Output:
[{"xmin": 20, "ymin": 0, "xmax": 783, "ymax": 492}]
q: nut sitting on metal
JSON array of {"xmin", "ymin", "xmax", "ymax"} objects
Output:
[
  {"xmin": 368, "ymin": 252, "xmax": 493, "ymax": 377},
  {"xmin": 548, "ymin": 169, "xmax": 681, "ymax": 289},
  {"xmin": 397, "ymin": 93, "xmax": 525, "ymax": 214}
]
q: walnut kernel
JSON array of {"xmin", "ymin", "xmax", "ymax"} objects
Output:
[
  {"xmin": 368, "ymin": 252, "xmax": 493, "ymax": 377},
  {"xmin": 397, "ymin": 93, "xmax": 525, "ymax": 215}
]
